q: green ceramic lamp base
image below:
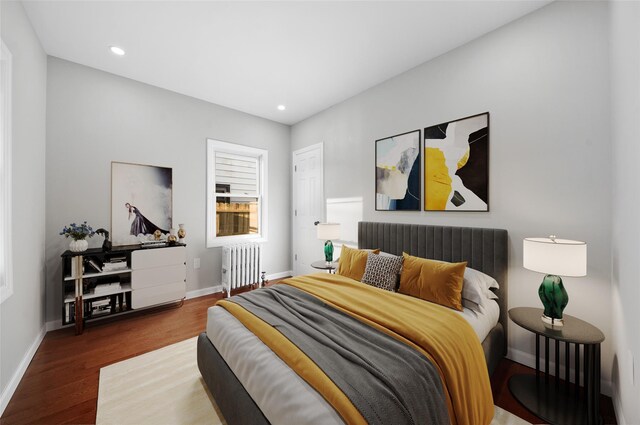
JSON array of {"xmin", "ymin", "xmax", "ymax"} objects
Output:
[
  {"xmin": 538, "ymin": 274, "xmax": 568, "ymax": 327},
  {"xmin": 324, "ymin": 240, "xmax": 334, "ymax": 263}
]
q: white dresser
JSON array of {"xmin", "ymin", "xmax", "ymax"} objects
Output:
[{"xmin": 131, "ymin": 246, "xmax": 186, "ymax": 309}]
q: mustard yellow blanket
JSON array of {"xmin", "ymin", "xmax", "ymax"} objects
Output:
[{"xmin": 218, "ymin": 273, "xmax": 494, "ymax": 425}]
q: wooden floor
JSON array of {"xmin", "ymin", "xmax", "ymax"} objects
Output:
[{"xmin": 1, "ymin": 282, "xmax": 617, "ymax": 425}]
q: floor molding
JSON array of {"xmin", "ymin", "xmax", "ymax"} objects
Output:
[
  {"xmin": 185, "ymin": 285, "xmax": 222, "ymax": 300},
  {"xmin": 0, "ymin": 325, "xmax": 46, "ymax": 416},
  {"xmin": 507, "ymin": 347, "xmax": 612, "ymax": 397},
  {"xmin": 611, "ymin": 385, "xmax": 627, "ymax": 425},
  {"xmin": 265, "ymin": 270, "xmax": 292, "ymax": 281},
  {"xmin": 185, "ymin": 271, "xmax": 291, "ymax": 300}
]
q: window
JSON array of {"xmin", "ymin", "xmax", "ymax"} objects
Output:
[
  {"xmin": 207, "ymin": 139, "xmax": 268, "ymax": 247},
  {"xmin": 0, "ymin": 39, "xmax": 12, "ymax": 303}
]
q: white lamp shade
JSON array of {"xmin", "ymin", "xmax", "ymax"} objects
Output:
[
  {"xmin": 523, "ymin": 237, "xmax": 587, "ymax": 277},
  {"xmin": 317, "ymin": 223, "xmax": 340, "ymax": 240}
]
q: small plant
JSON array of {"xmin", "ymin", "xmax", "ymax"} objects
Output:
[{"xmin": 60, "ymin": 221, "xmax": 96, "ymax": 241}]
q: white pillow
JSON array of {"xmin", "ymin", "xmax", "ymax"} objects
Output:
[
  {"xmin": 461, "ymin": 267, "xmax": 499, "ymax": 313},
  {"xmin": 462, "ymin": 298, "xmax": 482, "ymax": 315},
  {"xmin": 465, "ymin": 267, "xmax": 499, "ymax": 299}
]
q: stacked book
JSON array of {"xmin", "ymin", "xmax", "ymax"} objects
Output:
[
  {"xmin": 94, "ymin": 282, "xmax": 122, "ymax": 294},
  {"xmin": 90, "ymin": 298, "xmax": 112, "ymax": 317},
  {"xmin": 141, "ymin": 240, "xmax": 166, "ymax": 248},
  {"xmin": 103, "ymin": 257, "xmax": 128, "ymax": 272}
]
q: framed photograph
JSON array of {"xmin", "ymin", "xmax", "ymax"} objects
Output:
[
  {"xmin": 111, "ymin": 162, "xmax": 173, "ymax": 246},
  {"xmin": 424, "ymin": 112, "xmax": 489, "ymax": 211},
  {"xmin": 375, "ymin": 130, "xmax": 421, "ymax": 211}
]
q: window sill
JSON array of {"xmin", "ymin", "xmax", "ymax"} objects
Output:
[{"xmin": 207, "ymin": 235, "xmax": 267, "ymax": 248}]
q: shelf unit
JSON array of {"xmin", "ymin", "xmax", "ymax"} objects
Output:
[{"xmin": 61, "ymin": 243, "xmax": 186, "ymax": 335}]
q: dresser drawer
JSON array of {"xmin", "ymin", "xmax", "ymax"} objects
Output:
[
  {"xmin": 131, "ymin": 281, "xmax": 186, "ymax": 309},
  {"xmin": 132, "ymin": 246, "xmax": 186, "ymax": 270},
  {"xmin": 131, "ymin": 264, "xmax": 186, "ymax": 289}
]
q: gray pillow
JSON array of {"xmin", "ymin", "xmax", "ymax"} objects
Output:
[{"xmin": 361, "ymin": 253, "xmax": 403, "ymax": 291}]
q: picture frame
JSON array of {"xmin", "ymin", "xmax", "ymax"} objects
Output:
[
  {"xmin": 375, "ymin": 129, "xmax": 421, "ymax": 211},
  {"xmin": 111, "ymin": 161, "xmax": 173, "ymax": 246},
  {"xmin": 423, "ymin": 112, "xmax": 489, "ymax": 211}
]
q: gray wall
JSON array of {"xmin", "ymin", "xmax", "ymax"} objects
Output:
[
  {"xmin": 292, "ymin": 1, "xmax": 613, "ymax": 389},
  {"xmin": 45, "ymin": 58, "xmax": 291, "ymax": 323},
  {"xmin": 0, "ymin": 0, "xmax": 47, "ymax": 398},
  {"xmin": 610, "ymin": 1, "xmax": 640, "ymax": 423}
]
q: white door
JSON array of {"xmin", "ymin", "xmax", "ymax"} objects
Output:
[{"xmin": 293, "ymin": 143, "xmax": 324, "ymax": 276}]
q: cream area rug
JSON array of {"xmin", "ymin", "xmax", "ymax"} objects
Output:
[{"xmin": 96, "ymin": 337, "xmax": 530, "ymax": 425}]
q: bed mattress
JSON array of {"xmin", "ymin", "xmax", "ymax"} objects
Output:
[{"xmin": 205, "ymin": 285, "xmax": 499, "ymax": 425}]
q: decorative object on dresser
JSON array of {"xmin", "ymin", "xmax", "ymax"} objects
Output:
[
  {"xmin": 316, "ymin": 222, "xmax": 340, "ymax": 263},
  {"xmin": 221, "ymin": 242, "xmax": 263, "ymax": 297},
  {"xmin": 177, "ymin": 223, "xmax": 186, "ymax": 243},
  {"xmin": 61, "ymin": 244, "xmax": 186, "ymax": 335},
  {"xmin": 508, "ymin": 307, "xmax": 604, "ymax": 425},
  {"xmin": 95, "ymin": 228, "xmax": 112, "ymax": 252},
  {"xmin": 375, "ymin": 130, "xmax": 421, "ymax": 211},
  {"xmin": 167, "ymin": 228, "xmax": 178, "ymax": 245},
  {"xmin": 424, "ymin": 112, "xmax": 489, "ymax": 211},
  {"xmin": 111, "ymin": 161, "xmax": 173, "ymax": 246},
  {"xmin": 59, "ymin": 221, "xmax": 96, "ymax": 252},
  {"xmin": 523, "ymin": 236, "xmax": 587, "ymax": 327}
]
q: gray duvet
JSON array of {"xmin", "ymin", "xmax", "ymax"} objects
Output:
[{"xmin": 230, "ymin": 285, "xmax": 449, "ymax": 425}]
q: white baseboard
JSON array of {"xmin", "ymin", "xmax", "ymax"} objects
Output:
[
  {"xmin": 0, "ymin": 325, "xmax": 46, "ymax": 416},
  {"xmin": 611, "ymin": 385, "xmax": 627, "ymax": 425},
  {"xmin": 265, "ymin": 270, "xmax": 292, "ymax": 280},
  {"xmin": 185, "ymin": 271, "xmax": 292, "ymax": 300},
  {"xmin": 507, "ymin": 347, "xmax": 612, "ymax": 397},
  {"xmin": 45, "ymin": 319, "xmax": 71, "ymax": 332},
  {"xmin": 186, "ymin": 285, "xmax": 223, "ymax": 299}
]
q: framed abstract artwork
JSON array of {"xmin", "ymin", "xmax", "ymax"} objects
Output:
[
  {"xmin": 424, "ymin": 112, "xmax": 489, "ymax": 211},
  {"xmin": 111, "ymin": 161, "xmax": 173, "ymax": 246},
  {"xmin": 375, "ymin": 130, "xmax": 421, "ymax": 211}
]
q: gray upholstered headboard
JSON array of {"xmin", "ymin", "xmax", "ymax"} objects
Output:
[{"xmin": 358, "ymin": 221, "xmax": 508, "ymax": 347}]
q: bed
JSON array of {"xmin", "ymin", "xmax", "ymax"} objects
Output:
[{"xmin": 197, "ymin": 222, "xmax": 508, "ymax": 425}]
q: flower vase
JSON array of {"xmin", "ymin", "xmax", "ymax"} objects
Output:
[
  {"xmin": 177, "ymin": 224, "xmax": 186, "ymax": 243},
  {"xmin": 69, "ymin": 239, "xmax": 89, "ymax": 252}
]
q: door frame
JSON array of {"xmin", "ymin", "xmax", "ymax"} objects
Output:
[{"xmin": 292, "ymin": 142, "xmax": 324, "ymax": 276}]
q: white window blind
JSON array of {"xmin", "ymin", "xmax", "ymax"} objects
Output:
[{"xmin": 214, "ymin": 152, "xmax": 258, "ymax": 197}]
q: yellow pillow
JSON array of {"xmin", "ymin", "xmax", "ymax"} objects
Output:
[
  {"xmin": 336, "ymin": 246, "xmax": 380, "ymax": 281},
  {"xmin": 398, "ymin": 253, "xmax": 467, "ymax": 311}
]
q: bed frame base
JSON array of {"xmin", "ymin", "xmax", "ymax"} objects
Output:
[{"xmin": 197, "ymin": 333, "xmax": 270, "ymax": 425}]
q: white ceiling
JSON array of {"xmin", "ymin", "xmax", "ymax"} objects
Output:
[{"xmin": 23, "ymin": 1, "xmax": 551, "ymax": 125}]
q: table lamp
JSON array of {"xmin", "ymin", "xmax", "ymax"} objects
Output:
[
  {"xmin": 316, "ymin": 223, "xmax": 340, "ymax": 264},
  {"xmin": 523, "ymin": 236, "xmax": 587, "ymax": 327}
]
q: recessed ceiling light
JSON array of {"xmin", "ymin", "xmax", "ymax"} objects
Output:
[
  {"xmin": 277, "ymin": 105, "xmax": 286, "ymax": 111},
  {"xmin": 109, "ymin": 46, "xmax": 126, "ymax": 56}
]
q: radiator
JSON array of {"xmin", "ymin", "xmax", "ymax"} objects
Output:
[{"xmin": 221, "ymin": 242, "xmax": 263, "ymax": 296}]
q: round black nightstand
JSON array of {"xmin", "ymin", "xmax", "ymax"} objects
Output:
[
  {"xmin": 508, "ymin": 307, "xmax": 605, "ymax": 425},
  {"xmin": 310, "ymin": 260, "xmax": 338, "ymax": 273}
]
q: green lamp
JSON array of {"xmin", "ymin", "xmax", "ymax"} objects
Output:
[
  {"xmin": 523, "ymin": 236, "xmax": 587, "ymax": 327},
  {"xmin": 316, "ymin": 223, "xmax": 341, "ymax": 264}
]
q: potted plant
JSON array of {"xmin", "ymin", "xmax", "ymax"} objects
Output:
[{"xmin": 60, "ymin": 221, "xmax": 96, "ymax": 252}]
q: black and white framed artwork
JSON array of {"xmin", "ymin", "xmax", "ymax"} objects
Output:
[{"xmin": 111, "ymin": 161, "xmax": 173, "ymax": 246}]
